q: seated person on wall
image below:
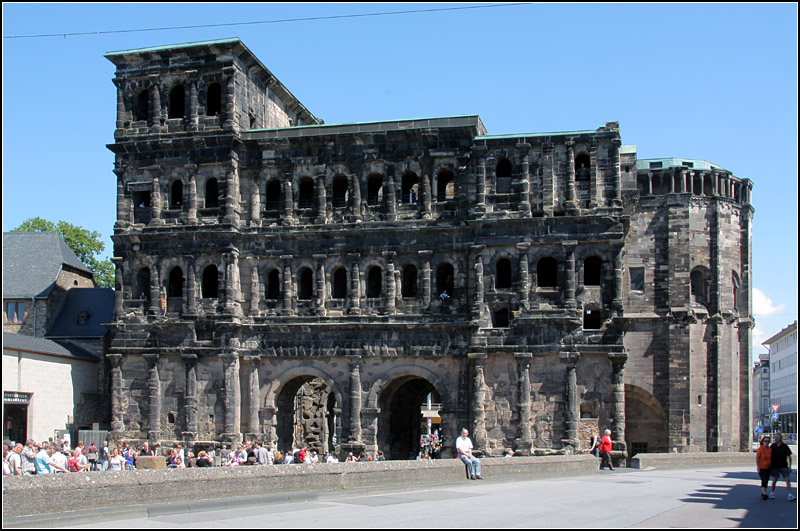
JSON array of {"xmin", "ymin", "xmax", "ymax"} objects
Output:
[{"xmin": 456, "ymin": 428, "xmax": 483, "ymax": 480}]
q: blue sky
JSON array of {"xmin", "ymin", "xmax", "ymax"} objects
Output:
[{"xmin": 3, "ymin": 3, "xmax": 797, "ymax": 359}]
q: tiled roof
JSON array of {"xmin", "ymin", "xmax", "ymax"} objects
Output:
[
  {"xmin": 2, "ymin": 333, "xmax": 101, "ymax": 362},
  {"xmin": 45, "ymin": 288, "xmax": 114, "ymax": 339}
]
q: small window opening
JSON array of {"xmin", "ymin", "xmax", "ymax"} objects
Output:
[
  {"xmin": 332, "ymin": 176, "xmax": 348, "ymax": 208},
  {"xmin": 492, "ymin": 308, "xmax": 510, "ymax": 328},
  {"xmin": 298, "ymin": 268, "xmax": 313, "ymax": 300},
  {"xmin": 332, "ymin": 268, "xmax": 348, "ymax": 299},
  {"xmin": 367, "ymin": 175, "xmax": 383, "ymax": 206},
  {"xmin": 265, "ymin": 179, "xmax": 281, "ymax": 210},
  {"xmin": 367, "ymin": 266, "xmax": 382, "ymax": 298},
  {"xmin": 202, "ymin": 265, "xmax": 219, "ymax": 298},
  {"xmin": 575, "ymin": 154, "xmax": 591, "ymax": 181},
  {"xmin": 496, "ymin": 159, "xmax": 512, "ymax": 194},
  {"xmin": 299, "ymin": 178, "xmax": 315, "ymax": 209},
  {"xmin": 205, "ymin": 178, "xmax": 219, "ymax": 208},
  {"xmin": 537, "ymin": 257, "xmax": 558, "ymax": 288},
  {"xmin": 207, "ymin": 83, "xmax": 222, "ymax": 117},
  {"xmin": 436, "ymin": 263, "xmax": 455, "ymax": 296},
  {"xmin": 690, "ymin": 269, "xmax": 707, "ymax": 306},
  {"xmin": 267, "ymin": 269, "xmax": 281, "ymax": 300},
  {"xmin": 437, "ymin": 170, "xmax": 454, "ymax": 202},
  {"xmin": 77, "ymin": 311, "xmax": 89, "ymax": 325},
  {"xmin": 583, "ymin": 306, "xmax": 602, "ymax": 329},
  {"xmin": 170, "ymin": 180, "xmax": 183, "ymax": 210},
  {"xmin": 135, "ymin": 90, "xmax": 149, "ymax": 122},
  {"xmin": 136, "ymin": 268, "xmax": 151, "ymax": 299},
  {"xmin": 134, "ymin": 191, "xmax": 151, "ymax": 208},
  {"xmin": 584, "ymin": 256, "xmax": 602, "ymax": 286},
  {"xmin": 169, "ymin": 85, "xmax": 185, "ymax": 119},
  {"xmin": 402, "ymin": 172, "xmax": 419, "ymax": 204},
  {"xmin": 402, "ymin": 265, "xmax": 418, "ymax": 297},
  {"xmin": 496, "ymin": 258, "xmax": 512, "ymax": 289},
  {"xmin": 168, "ymin": 267, "xmax": 184, "ymax": 298},
  {"xmin": 630, "ymin": 268, "xmax": 645, "ymax": 292}
]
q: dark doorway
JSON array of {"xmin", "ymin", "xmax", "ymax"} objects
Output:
[
  {"xmin": 3, "ymin": 403, "xmax": 28, "ymax": 444},
  {"xmin": 378, "ymin": 376, "xmax": 437, "ymax": 460}
]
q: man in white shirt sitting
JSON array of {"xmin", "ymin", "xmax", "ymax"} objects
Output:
[{"xmin": 456, "ymin": 428, "xmax": 482, "ymax": 480}]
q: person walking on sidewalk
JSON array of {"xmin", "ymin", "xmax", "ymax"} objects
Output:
[
  {"xmin": 599, "ymin": 429, "xmax": 614, "ymax": 470},
  {"xmin": 768, "ymin": 433, "xmax": 795, "ymax": 501},
  {"xmin": 756, "ymin": 435, "xmax": 772, "ymax": 500}
]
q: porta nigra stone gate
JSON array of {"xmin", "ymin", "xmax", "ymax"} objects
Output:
[{"xmin": 105, "ymin": 39, "xmax": 753, "ymax": 459}]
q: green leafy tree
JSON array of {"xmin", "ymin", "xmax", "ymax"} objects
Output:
[{"xmin": 12, "ymin": 217, "xmax": 114, "ymax": 288}]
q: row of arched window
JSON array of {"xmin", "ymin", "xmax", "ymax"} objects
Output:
[
  {"xmin": 132, "ymin": 82, "xmax": 223, "ymax": 123},
  {"xmin": 132, "ymin": 256, "xmax": 606, "ymax": 301}
]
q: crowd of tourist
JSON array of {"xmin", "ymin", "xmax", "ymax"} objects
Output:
[{"xmin": 2, "ymin": 437, "xmax": 392, "ymax": 475}]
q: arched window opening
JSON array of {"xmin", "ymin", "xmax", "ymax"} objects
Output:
[
  {"xmin": 437, "ymin": 170, "xmax": 454, "ymax": 202},
  {"xmin": 496, "ymin": 159, "xmax": 513, "ymax": 194},
  {"xmin": 367, "ymin": 266, "xmax": 382, "ymax": 298},
  {"xmin": 332, "ymin": 268, "xmax": 348, "ymax": 299},
  {"xmin": 299, "ymin": 178, "xmax": 315, "ymax": 209},
  {"xmin": 136, "ymin": 267, "xmax": 151, "ymax": 299},
  {"xmin": 135, "ymin": 89, "xmax": 149, "ymax": 122},
  {"xmin": 436, "ymin": 263, "xmax": 454, "ymax": 298},
  {"xmin": 265, "ymin": 179, "xmax": 281, "ymax": 210},
  {"xmin": 583, "ymin": 306, "xmax": 602, "ymax": 329},
  {"xmin": 496, "ymin": 258, "xmax": 512, "ymax": 289},
  {"xmin": 206, "ymin": 82, "xmax": 222, "ymax": 117},
  {"xmin": 584, "ymin": 256, "xmax": 603, "ymax": 286},
  {"xmin": 168, "ymin": 267, "xmax": 184, "ymax": 298},
  {"xmin": 201, "ymin": 265, "xmax": 219, "ymax": 298},
  {"xmin": 267, "ymin": 269, "xmax": 281, "ymax": 300},
  {"xmin": 402, "ymin": 265, "xmax": 418, "ymax": 298},
  {"xmin": 367, "ymin": 175, "xmax": 383, "ymax": 206},
  {"xmin": 170, "ymin": 180, "xmax": 183, "ymax": 210},
  {"xmin": 298, "ymin": 268, "xmax": 314, "ymax": 300},
  {"xmin": 169, "ymin": 85, "xmax": 185, "ymax": 119},
  {"xmin": 402, "ymin": 172, "xmax": 419, "ymax": 204},
  {"xmin": 492, "ymin": 307, "xmax": 510, "ymax": 328},
  {"xmin": 690, "ymin": 268, "xmax": 707, "ymax": 306},
  {"xmin": 537, "ymin": 257, "xmax": 558, "ymax": 288},
  {"xmin": 205, "ymin": 178, "xmax": 219, "ymax": 208},
  {"xmin": 575, "ymin": 154, "xmax": 591, "ymax": 181},
  {"xmin": 332, "ymin": 175, "xmax": 349, "ymax": 208}
]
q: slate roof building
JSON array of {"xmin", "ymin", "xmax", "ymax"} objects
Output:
[{"xmin": 104, "ymin": 39, "xmax": 754, "ymax": 459}]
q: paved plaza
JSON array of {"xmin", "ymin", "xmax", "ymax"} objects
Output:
[{"xmin": 7, "ymin": 464, "xmax": 797, "ymax": 528}]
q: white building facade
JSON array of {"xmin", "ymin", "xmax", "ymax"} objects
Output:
[{"xmin": 763, "ymin": 321, "xmax": 798, "ymax": 436}]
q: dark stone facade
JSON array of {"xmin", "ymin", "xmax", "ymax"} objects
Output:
[{"xmin": 104, "ymin": 39, "xmax": 753, "ymax": 458}]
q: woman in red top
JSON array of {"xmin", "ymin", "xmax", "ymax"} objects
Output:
[
  {"xmin": 599, "ymin": 429, "xmax": 614, "ymax": 470},
  {"xmin": 756, "ymin": 435, "xmax": 772, "ymax": 500}
]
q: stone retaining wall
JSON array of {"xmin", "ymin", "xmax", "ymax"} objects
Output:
[{"xmin": 630, "ymin": 451, "xmax": 753, "ymax": 469}]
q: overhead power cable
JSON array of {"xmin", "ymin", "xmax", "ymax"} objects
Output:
[{"xmin": 4, "ymin": 3, "xmax": 534, "ymax": 40}]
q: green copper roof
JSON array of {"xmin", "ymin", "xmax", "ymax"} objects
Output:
[
  {"xmin": 105, "ymin": 38, "xmax": 241, "ymax": 57},
  {"xmin": 475, "ymin": 129, "xmax": 598, "ymax": 140},
  {"xmin": 636, "ymin": 158, "xmax": 727, "ymax": 172}
]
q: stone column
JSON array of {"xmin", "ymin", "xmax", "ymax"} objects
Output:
[
  {"xmin": 385, "ymin": 169, "xmax": 397, "ymax": 221},
  {"xmin": 611, "ymin": 139, "xmax": 622, "ymax": 206},
  {"xmin": 564, "ymin": 141, "xmax": 578, "ymax": 215},
  {"xmin": 182, "ymin": 353, "xmax": 199, "ymax": 441},
  {"xmin": 470, "ymin": 354, "xmax": 488, "ymax": 453},
  {"xmin": 150, "ymin": 174, "xmax": 163, "ymax": 226},
  {"xmin": 612, "ymin": 248, "xmax": 624, "ymax": 315},
  {"xmin": 383, "ymin": 251, "xmax": 396, "ymax": 315},
  {"xmin": 187, "ymin": 71, "xmax": 199, "ymax": 130},
  {"xmin": 315, "ymin": 175, "xmax": 327, "ymax": 224},
  {"xmin": 222, "ymin": 249, "xmax": 240, "ymax": 314},
  {"xmin": 475, "ymin": 151, "xmax": 487, "ymax": 213},
  {"xmin": 186, "ymin": 166, "xmax": 198, "ymax": 224},
  {"xmin": 149, "ymin": 260, "xmax": 161, "ymax": 316},
  {"xmin": 542, "ymin": 143, "xmax": 555, "ymax": 215},
  {"xmin": 148, "ymin": 76, "xmax": 161, "ymax": 129},
  {"xmin": 112, "ymin": 260, "xmax": 124, "ymax": 320},
  {"xmin": 281, "ymin": 255, "xmax": 294, "ymax": 315},
  {"xmin": 421, "ymin": 174, "xmax": 432, "ymax": 219},
  {"xmin": 144, "ymin": 354, "xmax": 162, "ymax": 443},
  {"xmin": 517, "ymin": 143, "xmax": 532, "ymax": 216},
  {"xmin": 471, "ymin": 245, "xmax": 486, "ymax": 322},
  {"xmin": 282, "ymin": 175, "xmax": 295, "ymax": 225},
  {"xmin": 222, "ymin": 348, "xmax": 241, "ymax": 443},
  {"xmin": 261, "ymin": 406, "xmax": 277, "ymax": 449},
  {"xmin": 249, "ymin": 259, "xmax": 261, "ymax": 317},
  {"xmin": 563, "ymin": 241, "xmax": 577, "ymax": 309},
  {"xmin": 224, "ymin": 163, "xmax": 240, "ymax": 226},
  {"xmin": 420, "ymin": 250, "xmax": 432, "ymax": 310},
  {"xmin": 108, "ymin": 353, "xmax": 125, "ymax": 434},
  {"xmin": 250, "ymin": 176, "xmax": 262, "ymax": 227},
  {"xmin": 588, "ymin": 142, "xmax": 599, "ymax": 208},
  {"xmin": 680, "ymin": 170, "xmax": 688, "ymax": 193},
  {"xmin": 348, "ymin": 253, "xmax": 361, "ymax": 314},
  {"xmin": 559, "ymin": 351, "xmax": 580, "ymax": 448},
  {"xmin": 669, "ymin": 168, "xmax": 676, "ymax": 194},
  {"xmin": 647, "ymin": 172, "xmax": 654, "ymax": 196},
  {"xmin": 351, "ymin": 174, "xmax": 362, "ymax": 222},
  {"xmin": 515, "ymin": 354, "xmax": 534, "ymax": 454},
  {"xmin": 348, "ymin": 357, "xmax": 362, "ymax": 443},
  {"xmin": 114, "ymin": 79, "xmax": 125, "ymax": 130},
  {"xmin": 223, "ymin": 67, "xmax": 236, "ymax": 130},
  {"xmin": 114, "ymin": 171, "xmax": 131, "ymax": 228},
  {"xmin": 314, "ymin": 254, "xmax": 327, "ymax": 316},
  {"xmin": 609, "ymin": 352, "xmax": 627, "ymax": 450},
  {"xmin": 517, "ymin": 243, "xmax": 530, "ymax": 311},
  {"xmin": 247, "ymin": 355, "xmax": 261, "ymax": 438},
  {"xmin": 185, "ymin": 258, "xmax": 197, "ymax": 317}
]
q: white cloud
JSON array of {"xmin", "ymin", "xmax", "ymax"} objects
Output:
[{"xmin": 752, "ymin": 288, "xmax": 786, "ymax": 317}]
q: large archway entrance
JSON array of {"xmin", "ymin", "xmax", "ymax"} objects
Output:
[
  {"xmin": 275, "ymin": 376, "xmax": 337, "ymax": 456},
  {"xmin": 377, "ymin": 376, "xmax": 440, "ymax": 460},
  {"xmin": 624, "ymin": 384, "xmax": 669, "ymax": 456}
]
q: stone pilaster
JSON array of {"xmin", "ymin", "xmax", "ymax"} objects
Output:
[
  {"xmin": 108, "ymin": 353, "xmax": 125, "ymax": 434},
  {"xmin": 250, "ymin": 176, "xmax": 262, "ymax": 227},
  {"xmin": 542, "ymin": 143, "xmax": 555, "ymax": 215},
  {"xmin": 148, "ymin": 76, "xmax": 161, "ymax": 130},
  {"xmin": 314, "ymin": 254, "xmax": 327, "ymax": 316},
  {"xmin": 249, "ymin": 259, "xmax": 261, "ymax": 316},
  {"xmin": 421, "ymin": 174, "xmax": 432, "ymax": 219},
  {"xmin": 588, "ymin": 142, "xmax": 599, "ymax": 208},
  {"xmin": 282, "ymin": 175, "xmax": 295, "ymax": 225},
  {"xmin": 348, "ymin": 253, "xmax": 361, "ymax": 314},
  {"xmin": 182, "ymin": 353, "xmax": 199, "ymax": 441},
  {"xmin": 144, "ymin": 354, "xmax": 161, "ymax": 442},
  {"xmin": 348, "ymin": 357, "xmax": 362, "ymax": 443},
  {"xmin": 611, "ymin": 138, "xmax": 622, "ymax": 206},
  {"xmin": 185, "ymin": 257, "xmax": 197, "ymax": 317},
  {"xmin": 224, "ymin": 163, "xmax": 240, "ymax": 226},
  {"xmin": 221, "ymin": 348, "xmax": 240, "ymax": 443},
  {"xmin": 383, "ymin": 251, "xmax": 396, "ymax": 314},
  {"xmin": 564, "ymin": 141, "xmax": 579, "ymax": 215},
  {"xmin": 563, "ymin": 241, "xmax": 577, "ymax": 309},
  {"xmin": 148, "ymin": 260, "xmax": 161, "ymax": 316},
  {"xmin": 420, "ymin": 250, "xmax": 432, "ymax": 309},
  {"xmin": 351, "ymin": 174, "xmax": 362, "ymax": 222},
  {"xmin": 186, "ymin": 168, "xmax": 198, "ymax": 224},
  {"xmin": 470, "ymin": 353, "xmax": 488, "ymax": 453},
  {"xmin": 223, "ymin": 67, "xmax": 236, "ymax": 131},
  {"xmin": 559, "ymin": 351, "xmax": 580, "ymax": 449},
  {"xmin": 281, "ymin": 255, "xmax": 294, "ymax": 315},
  {"xmin": 471, "ymin": 245, "xmax": 486, "ymax": 323},
  {"xmin": 515, "ymin": 354, "xmax": 534, "ymax": 454},
  {"xmin": 150, "ymin": 174, "xmax": 163, "ymax": 226},
  {"xmin": 475, "ymin": 151, "xmax": 487, "ymax": 214},
  {"xmin": 246, "ymin": 355, "xmax": 261, "ymax": 438},
  {"xmin": 115, "ymin": 172, "xmax": 131, "ymax": 228},
  {"xmin": 315, "ymin": 175, "xmax": 327, "ymax": 224},
  {"xmin": 187, "ymin": 71, "xmax": 199, "ymax": 130},
  {"xmin": 612, "ymin": 248, "xmax": 624, "ymax": 315},
  {"xmin": 517, "ymin": 242, "xmax": 530, "ymax": 311},
  {"xmin": 385, "ymin": 169, "xmax": 396, "ymax": 221},
  {"xmin": 517, "ymin": 143, "xmax": 531, "ymax": 216},
  {"xmin": 609, "ymin": 352, "xmax": 627, "ymax": 453}
]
